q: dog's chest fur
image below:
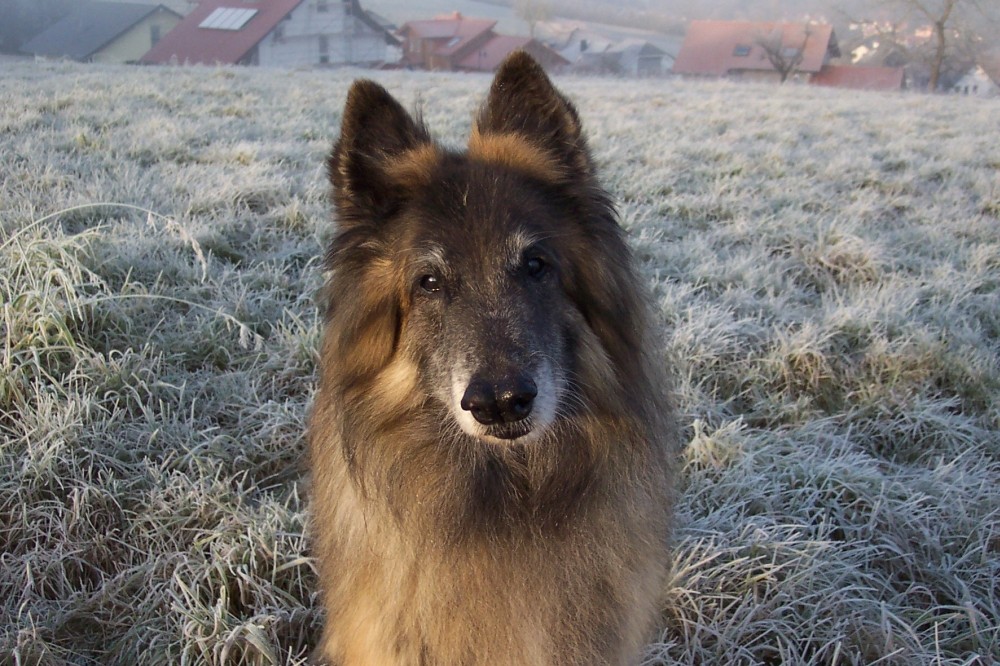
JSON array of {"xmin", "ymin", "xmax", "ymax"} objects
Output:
[{"xmin": 314, "ymin": 458, "xmax": 659, "ymax": 666}]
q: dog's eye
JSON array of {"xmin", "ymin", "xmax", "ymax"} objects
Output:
[
  {"xmin": 525, "ymin": 256, "xmax": 548, "ymax": 279},
  {"xmin": 418, "ymin": 274, "xmax": 441, "ymax": 293}
]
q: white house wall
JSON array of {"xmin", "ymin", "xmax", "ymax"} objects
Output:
[
  {"xmin": 257, "ymin": 1, "xmax": 386, "ymax": 68},
  {"xmin": 952, "ymin": 67, "xmax": 999, "ymax": 97}
]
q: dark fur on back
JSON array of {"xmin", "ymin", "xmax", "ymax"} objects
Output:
[{"xmin": 309, "ymin": 52, "xmax": 678, "ymax": 665}]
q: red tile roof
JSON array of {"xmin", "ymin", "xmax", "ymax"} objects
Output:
[
  {"xmin": 811, "ymin": 65, "xmax": 904, "ymax": 91},
  {"xmin": 673, "ymin": 20, "xmax": 837, "ymax": 77},
  {"xmin": 141, "ymin": 0, "xmax": 302, "ymax": 65}
]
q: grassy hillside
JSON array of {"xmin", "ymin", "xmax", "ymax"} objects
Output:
[{"xmin": 2, "ymin": 61, "xmax": 998, "ymax": 665}]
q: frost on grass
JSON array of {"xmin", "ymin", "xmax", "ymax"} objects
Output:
[{"xmin": 2, "ymin": 62, "xmax": 999, "ymax": 665}]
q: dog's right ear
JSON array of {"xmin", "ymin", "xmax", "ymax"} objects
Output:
[
  {"xmin": 329, "ymin": 80, "xmax": 432, "ymax": 224},
  {"xmin": 473, "ymin": 51, "xmax": 593, "ymax": 182}
]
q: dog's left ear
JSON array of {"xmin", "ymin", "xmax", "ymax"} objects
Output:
[{"xmin": 472, "ymin": 51, "xmax": 594, "ymax": 180}]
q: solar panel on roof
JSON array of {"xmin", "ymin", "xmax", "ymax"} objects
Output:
[{"xmin": 199, "ymin": 7, "xmax": 258, "ymax": 30}]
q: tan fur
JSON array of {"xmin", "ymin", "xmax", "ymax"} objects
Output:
[
  {"xmin": 309, "ymin": 52, "xmax": 677, "ymax": 666},
  {"xmin": 310, "ymin": 289, "xmax": 674, "ymax": 665},
  {"xmin": 310, "ymin": 398, "xmax": 669, "ymax": 665},
  {"xmin": 468, "ymin": 130, "xmax": 569, "ymax": 184},
  {"xmin": 385, "ymin": 144, "xmax": 442, "ymax": 191}
]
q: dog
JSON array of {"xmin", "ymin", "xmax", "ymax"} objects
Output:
[{"xmin": 308, "ymin": 51, "xmax": 678, "ymax": 665}]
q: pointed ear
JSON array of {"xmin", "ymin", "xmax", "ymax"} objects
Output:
[
  {"xmin": 471, "ymin": 51, "xmax": 593, "ymax": 180},
  {"xmin": 329, "ymin": 79, "xmax": 433, "ymax": 224}
]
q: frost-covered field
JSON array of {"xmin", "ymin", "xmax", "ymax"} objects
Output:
[{"xmin": 2, "ymin": 61, "xmax": 998, "ymax": 665}]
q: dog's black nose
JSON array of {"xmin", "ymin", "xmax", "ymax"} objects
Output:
[{"xmin": 461, "ymin": 374, "xmax": 537, "ymax": 425}]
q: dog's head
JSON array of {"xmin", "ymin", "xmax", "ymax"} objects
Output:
[{"xmin": 324, "ymin": 52, "xmax": 645, "ymax": 446}]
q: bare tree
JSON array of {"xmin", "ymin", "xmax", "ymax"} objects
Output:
[
  {"xmin": 852, "ymin": 0, "xmax": 998, "ymax": 91},
  {"xmin": 755, "ymin": 25, "xmax": 811, "ymax": 83},
  {"xmin": 915, "ymin": 0, "xmax": 961, "ymax": 90},
  {"xmin": 515, "ymin": 0, "xmax": 551, "ymax": 38}
]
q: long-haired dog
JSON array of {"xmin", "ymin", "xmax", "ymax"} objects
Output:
[{"xmin": 308, "ymin": 51, "xmax": 678, "ymax": 665}]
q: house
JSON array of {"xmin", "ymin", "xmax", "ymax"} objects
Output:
[
  {"xmin": 811, "ymin": 65, "xmax": 904, "ymax": 91},
  {"xmin": 533, "ymin": 22, "xmax": 672, "ymax": 77},
  {"xmin": 672, "ymin": 20, "xmax": 840, "ymax": 83},
  {"xmin": 545, "ymin": 24, "xmax": 615, "ymax": 66},
  {"xmin": 141, "ymin": 0, "xmax": 397, "ymax": 67},
  {"xmin": 952, "ymin": 60, "xmax": 1000, "ymax": 97},
  {"xmin": 455, "ymin": 34, "xmax": 568, "ymax": 73},
  {"xmin": 564, "ymin": 39, "xmax": 668, "ymax": 76},
  {"xmin": 398, "ymin": 13, "xmax": 496, "ymax": 70},
  {"xmin": 606, "ymin": 39, "xmax": 668, "ymax": 77},
  {"xmin": 398, "ymin": 13, "xmax": 566, "ymax": 72},
  {"xmin": 21, "ymin": 2, "xmax": 182, "ymax": 64}
]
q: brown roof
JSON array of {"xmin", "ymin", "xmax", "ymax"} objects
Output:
[
  {"xmin": 399, "ymin": 14, "xmax": 497, "ymax": 57},
  {"xmin": 811, "ymin": 65, "xmax": 904, "ymax": 91},
  {"xmin": 673, "ymin": 20, "xmax": 838, "ymax": 76},
  {"xmin": 455, "ymin": 37, "xmax": 569, "ymax": 72}
]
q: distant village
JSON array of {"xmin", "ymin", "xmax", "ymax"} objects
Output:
[{"xmin": 10, "ymin": 0, "xmax": 1000, "ymax": 97}]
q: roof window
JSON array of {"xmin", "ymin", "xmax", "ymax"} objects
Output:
[{"xmin": 199, "ymin": 7, "xmax": 258, "ymax": 30}]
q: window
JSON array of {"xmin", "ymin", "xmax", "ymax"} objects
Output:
[
  {"xmin": 317, "ymin": 0, "xmax": 329, "ymax": 11},
  {"xmin": 319, "ymin": 35, "xmax": 329, "ymax": 64},
  {"xmin": 150, "ymin": 24, "xmax": 161, "ymax": 45},
  {"xmin": 733, "ymin": 45, "xmax": 751, "ymax": 57}
]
